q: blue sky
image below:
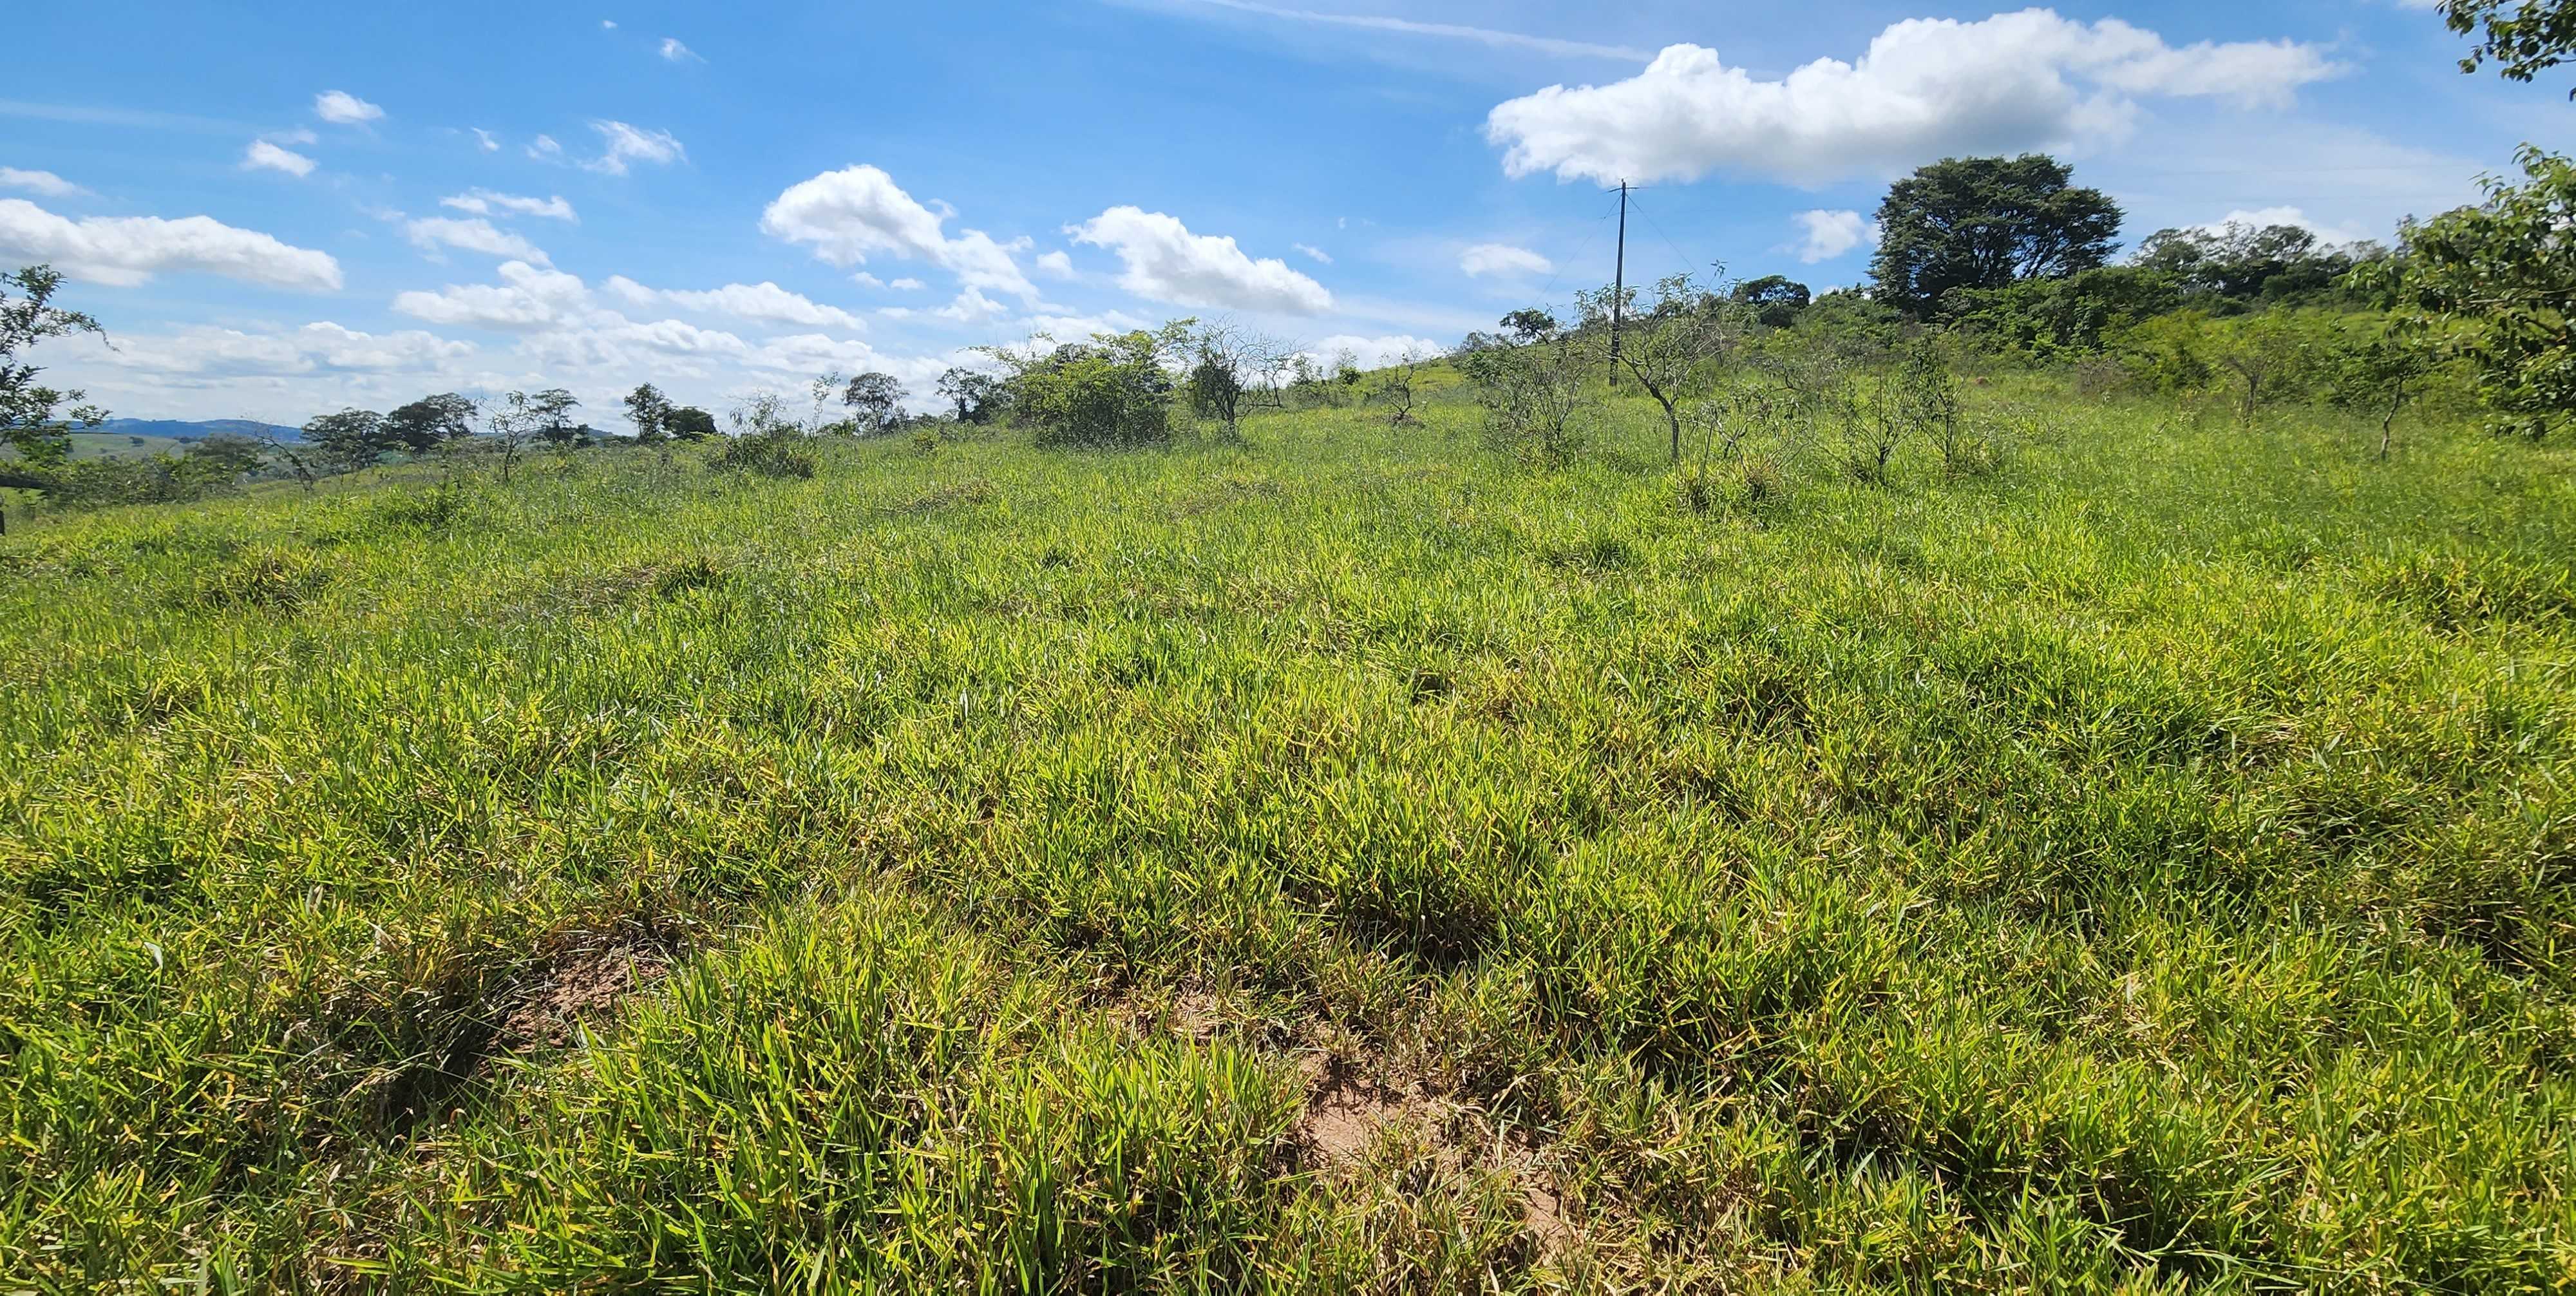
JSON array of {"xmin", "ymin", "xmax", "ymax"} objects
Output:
[{"xmin": 5, "ymin": 0, "xmax": 2558, "ymax": 426}]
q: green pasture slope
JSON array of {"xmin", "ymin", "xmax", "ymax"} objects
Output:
[{"xmin": 3, "ymin": 380, "xmax": 2573, "ymax": 1291}]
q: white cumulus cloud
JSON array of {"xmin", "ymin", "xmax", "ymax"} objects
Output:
[
  {"xmin": 96, "ymin": 321, "xmax": 474, "ymax": 377},
  {"xmin": 1792, "ymin": 210, "xmax": 1879, "ymax": 263},
  {"xmin": 761, "ymin": 164, "xmax": 1038, "ymax": 300},
  {"xmin": 603, "ymin": 276, "xmax": 864, "ymax": 329},
  {"xmin": 439, "ymin": 189, "xmax": 577, "ymax": 222},
  {"xmin": 0, "ymin": 168, "xmax": 84, "ymax": 197},
  {"xmin": 1303, "ymin": 333, "xmax": 1444, "ymax": 370},
  {"xmin": 1066, "ymin": 207, "xmax": 1332, "ymax": 314},
  {"xmin": 314, "ymin": 90, "xmax": 383, "ymax": 125},
  {"xmin": 582, "ymin": 121, "xmax": 683, "ymax": 176},
  {"xmin": 933, "ymin": 285, "xmax": 1010, "ymax": 323},
  {"xmin": 242, "ymin": 140, "xmax": 317, "ymax": 178},
  {"xmin": 2193, "ymin": 205, "xmax": 2376, "ymax": 246},
  {"xmin": 0, "ymin": 198, "xmax": 341, "ymax": 291},
  {"xmin": 1459, "ymin": 243, "xmax": 1551, "ymax": 278},
  {"xmin": 405, "ymin": 216, "xmax": 552, "ymax": 265},
  {"xmin": 1486, "ymin": 10, "xmax": 2345, "ymax": 186},
  {"xmin": 392, "ymin": 260, "xmax": 591, "ymax": 330},
  {"xmin": 1034, "ymin": 249, "xmax": 1076, "ymax": 278}
]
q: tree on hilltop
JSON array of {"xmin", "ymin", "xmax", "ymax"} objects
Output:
[{"xmin": 1870, "ymin": 155, "xmax": 2121, "ymax": 318}]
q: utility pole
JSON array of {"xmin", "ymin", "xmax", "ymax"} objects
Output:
[{"xmin": 1609, "ymin": 180, "xmax": 1629, "ymax": 386}]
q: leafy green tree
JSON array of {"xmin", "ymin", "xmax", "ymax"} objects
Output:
[
  {"xmin": 1950, "ymin": 266, "xmax": 2182, "ymax": 357},
  {"xmin": 666, "ymin": 406, "xmax": 718, "ymax": 441},
  {"xmin": 1, "ymin": 265, "xmax": 109, "ymax": 487},
  {"xmin": 840, "ymin": 372, "xmax": 905, "ymax": 435},
  {"xmin": 2441, "ymin": 0, "xmax": 2576, "ymax": 95},
  {"xmin": 2382, "ymin": 146, "xmax": 2576, "ymax": 440},
  {"xmin": 303, "ymin": 409, "xmax": 388, "ymax": 469},
  {"xmin": 1500, "ymin": 309, "xmax": 1561, "ymax": 345},
  {"xmin": 527, "ymin": 389, "xmax": 582, "ymax": 447},
  {"xmin": 623, "ymin": 383, "xmax": 672, "ymax": 444},
  {"xmin": 983, "ymin": 323, "xmax": 1188, "ymax": 449},
  {"xmin": 935, "ymin": 367, "xmax": 1005, "ymax": 423},
  {"xmin": 383, "ymin": 393, "xmax": 477, "ymax": 455},
  {"xmin": 182, "ymin": 433, "xmax": 267, "ymax": 481},
  {"xmin": 2133, "ymin": 223, "xmax": 2378, "ymax": 306},
  {"xmin": 1779, "ymin": 289, "xmax": 1908, "ymax": 352},
  {"xmin": 1730, "ymin": 276, "xmax": 1812, "ymax": 329},
  {"xmin": 1470, "ymin": 330, "xmax": 1591, "ymax": 470},
  {"xmin": 1870, "ymin": 155, "xmax": 2122, "ymax": 318}
]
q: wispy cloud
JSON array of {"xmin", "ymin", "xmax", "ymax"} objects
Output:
[
  {"xmin": 1170, "ymin": 0, "xmax": 1648, "ymax": 62},
  {"xmin": 659, "ymin": 37, "xmax": 703, "ymax": 62},
  {"xmin": 582, "ymin": 120, "xmax": 684, "ymax": 176},
  {"xmin": 0, "ymin": 167, "xmax": 86, "ymax": 198},
  {"xmin": 242, "ymin": 140, "xmax": 316, "ymax": 178},
  {"xmin": 0, "ymin": 99, "xmax": 251, "ymax": 134}
]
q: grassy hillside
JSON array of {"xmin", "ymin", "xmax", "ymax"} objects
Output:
[
  {"xmin": 4, "ymin": 379, "xmax": 2573, "ymax": 1291},
  {"xmin": 62, "ymin": 430, "xmax": 189, "ymax": 461}
]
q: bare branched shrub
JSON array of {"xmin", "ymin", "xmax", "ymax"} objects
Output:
[
  {"xmin": 1472, "ymin": 333, "xmax": 1590, "ymax": 469},
  {"xmin": 1899, "ymin": 341, "xmax": 1996, "ymax": 480},
  {"xmin": 1187, "ymin": 318, "xmax": 1293, "ymax": 443},
  {"xmin": 1370, "ymin": 347, "xmax": 1430, "ymax": 426},
  {"xmin": 1616, "ymin": 271, "xmax": 1751, "ymax": 462},
  {"xmin": 1844, "ymin": 380, "xmax": 1906, "ymax": 485}
]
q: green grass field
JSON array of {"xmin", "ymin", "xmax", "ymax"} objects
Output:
[
  {"xmin": 4, "ymin": 377, "xmax": 2573, "ymax": 1291},
  {"xmin": 61, "ymin": 430, "xmax": 190, "ymax": 462}
]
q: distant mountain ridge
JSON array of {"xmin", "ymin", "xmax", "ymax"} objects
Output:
[{"xmin": 91, "ymin": 418, "xmax": 303, "ymax": 443}]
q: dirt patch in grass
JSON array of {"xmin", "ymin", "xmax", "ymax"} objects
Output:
[
  {"xmin": 1284, "ymin": 1036, "xmax": 1578, "ymax": 1265},
  {"xmin": 1293, "ymin": 1051, "xmax": 1416, "ymax": 1167},
  {"xmin": 887, "ymin": 478, "xmax": 999, "ymax": 517},
  {"xmin": 374, "ymin": 931, "xmax": 677, "ymax": 1137},
  {"xmin": 1170, "ymin": 473, "xmax": 1285, "ymax": 518},
  {"xmin": 498, "ymin": 934, "xmax": 673, "ymax": 1050}
]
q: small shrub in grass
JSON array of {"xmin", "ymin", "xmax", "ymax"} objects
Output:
[
  {"xmin": 1839, "ymin": 383, "xmax": 1908, "ymax": 484},
  {"xmin": 2372, "ymin": 551, "xmax": 2576, "ymax": 629},
  {"xmin": 709, "ymin": 428, "xmax": 816, "ymax": 479},
  {"xmin": 1739, "ymin": 452, "xmax": 1783, "ymax": 504},
  {"xmin": 366, "ymin": 481, "xmax": 474, "ymax": 533},
  {"xmin": 1679, "ymin": 467, "xmax": 1716, "ymax": 513},
  {"xmin": 188, "ymin": 548, "xmax": 328, "ymax": 611}
]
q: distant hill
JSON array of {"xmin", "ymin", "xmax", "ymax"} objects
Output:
[{"xmin": 95, "ymin": 418, "xmax": 302, "ymax": 443}]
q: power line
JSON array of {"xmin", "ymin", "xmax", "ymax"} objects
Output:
[
  {"xmin": 1533, "ymin": 207, "xmax": 1613, "ymax": 305},
  {"xmin": 1624, "ymin": 191, "xmax": 1718, "ymax": 282}
]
